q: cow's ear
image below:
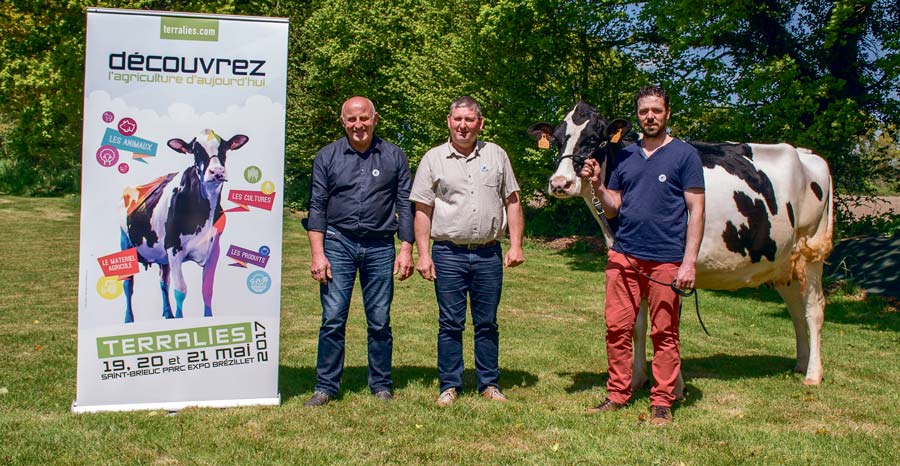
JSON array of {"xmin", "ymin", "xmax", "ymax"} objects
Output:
[
  {"xmin": 226, "ymin": 135, "xmax": 250, "ymax": 151},
  {"xmin": 167, "ymin": 138, "xmax": 191, "ymax": 154},
  {"xmin": 606, "ymin": 119, "xmax": 632, "ymax": 143},
  {"xmin": 527, "ymin": 123, "xmax": 555, "ymax": 142}
]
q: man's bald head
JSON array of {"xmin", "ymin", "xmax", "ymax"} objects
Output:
[
  {"xmin": 340, "ymin": 96, "xmax": 378, "ymax": 153},
  {"xmin": 341, "ymin": 96, "xmax": 376, "ymax": 117}
]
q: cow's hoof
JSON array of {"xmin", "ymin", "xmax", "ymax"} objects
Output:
[{"xmin": 803, "ymin": 376, "xmax": 822, "ymax": 386}]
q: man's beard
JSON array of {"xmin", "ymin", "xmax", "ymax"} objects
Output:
[{"xmin": 640, "ymin": 121, "xmax": 666, "ymax": 138}]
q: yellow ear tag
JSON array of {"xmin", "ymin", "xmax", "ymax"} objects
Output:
[
  {"xmin": 538, "ymin": 133, "xmax": 550, "ymax": 149},
  {"xmin": 610, "ymin": 128, "xmax": 623, "ymax": 144}
]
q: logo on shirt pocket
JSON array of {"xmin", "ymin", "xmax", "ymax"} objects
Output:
[
  {"xmin": 372, "ymin": 169, "xmax": 381, "ymax": 177},
  {"xmin": 658, "ymin": 174, "xmax": 667, "ymax": 183}
]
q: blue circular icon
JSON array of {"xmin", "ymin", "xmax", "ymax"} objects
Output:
[
  {"xmin": 258, "ymin": 246, "xmax": 270, "ymax": 257},
  {"xmin": 247, "ymin": 271, "xmax": 272, "ymax": 294}
]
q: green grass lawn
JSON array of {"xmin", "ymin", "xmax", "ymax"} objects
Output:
[{"xmin": 1, "ymin": 195, "xmax": 898, "ymax": 465}]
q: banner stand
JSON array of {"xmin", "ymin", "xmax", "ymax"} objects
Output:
[
  {"xmin": 72, "ymin": 395, "xmax": 281, "ymax": 414},
  {"xmin": 74, "ymin": 8, "xmax": 288, "ymax": 413}
]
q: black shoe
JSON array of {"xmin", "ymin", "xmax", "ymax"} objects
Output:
[
  {"xmin": 585, "ymin": 398, "xmax": 626, "ymax": 414},
  {"xmin": 650, "ymin": 405, "xmax": 673, "ymax": 425},
  {"xmin": 304, "ymin": 391, "xmax": 332, "ymax": 407},
  {"xmin": 373, "ymin": 390, "xmax": 393, "ymax": 401}
]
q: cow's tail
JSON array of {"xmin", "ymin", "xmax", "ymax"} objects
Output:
[
  {"xmin": 790, "ymin": 152, "xmax": 834, "ymax": 288},
  {"xmin": 807, "ymin": 174, "xmax": 835, "ymax": 263}
]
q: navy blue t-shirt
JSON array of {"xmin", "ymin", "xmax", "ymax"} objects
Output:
[{"xmin": 607, "ymin": 138, "xmax": 704, "ymax": 262}]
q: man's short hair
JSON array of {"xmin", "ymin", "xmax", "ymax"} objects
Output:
[
  {"xmin": 448, "ymin": 96, "xmax": 483, "ymax": 119},
  {"xmin": 634, "ymin": 86, "xmax": 670, "ymax": 112}
]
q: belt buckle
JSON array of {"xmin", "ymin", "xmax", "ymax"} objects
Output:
[{"xmin": 465, "ymin": 243, "xmax": 482, "ymax": 250}]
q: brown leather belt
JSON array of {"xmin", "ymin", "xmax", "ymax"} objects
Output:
[{"xmin": 436, "ymin": 240, "xmax": 498, "ymax": 250}]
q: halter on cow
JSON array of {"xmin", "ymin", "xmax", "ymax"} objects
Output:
[{"xmin": 529, "ymin": 102, "xmax": 833, "ymax": 391}]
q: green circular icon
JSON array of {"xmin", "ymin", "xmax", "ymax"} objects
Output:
[{"xmin": 244, "ymin": 166, "xmax": 262, "ymax": 183}]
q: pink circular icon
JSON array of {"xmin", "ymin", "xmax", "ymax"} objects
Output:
[
  {"xmin": 118, "ymin": 117, "xmax": 137, "ymax": 136},
  {"xmin": 117, "ymin": 163, "xmax": 130, "ymax": 174},
  {"xmin": 102, "ymin": 111, "xmax": 115, "ymax": 123},
  {"xmin": 96, "ymin": 145, "xmax": 119, "ymax": 167}
]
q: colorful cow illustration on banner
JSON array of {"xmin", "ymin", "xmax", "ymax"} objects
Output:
[{"xmin": 120, "ymin": 129, "xmax": 249, "ymax": 323}]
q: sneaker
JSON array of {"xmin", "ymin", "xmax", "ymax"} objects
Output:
[
  {"xmin": 373, "ymin": 390, "xmax": 393, "ymax": 401},
  {"xmin": 303, "ymin": 391, "xmax": 332, "ymax": 407},
  {"xmin": 650, "ymin": 405, "xmax": 673, "ymax": 425},
  {"xmin": 436, "ymin": 388, "xmax": 458, "ymax": 407},
  {"xmin": 481, "ymin": 386, "xmax": 508, "ymax": 402},
  {"xmin": 585, "ymin": 398, "xmax": 626, "ymax": 414}
]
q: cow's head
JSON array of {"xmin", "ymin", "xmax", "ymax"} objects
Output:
[
  {"xmin": 528, "ymin": 101, "xmax": 632, "ymax": 198},
  {"xmin": 167, "ymin": 129, "xmax": 249, "ymax": 188}
]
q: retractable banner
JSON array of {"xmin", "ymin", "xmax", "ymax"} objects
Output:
[{"xmin": 74, "ymin": 8, "xmax": 288, "ymax": 412}]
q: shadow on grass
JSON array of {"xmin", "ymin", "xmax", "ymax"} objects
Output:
[
  {"xmin": 811, "ymin": 295, "xmax": 900, "ymax": 332},
  {"xmin": 557, "ymin": 353, "xmax": 794, "ymax": 404},
  {"xmin": 552, "ymin": 244, "xmax": 608, "ymax": 273},
  {"xmin": 279, "ymin": 365, "xmax": 539, "ymax": 402}
]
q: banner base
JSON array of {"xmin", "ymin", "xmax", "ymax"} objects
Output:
[{"xmin": 71, "ymin": 394, "xmax": 281, "ymax": 413}]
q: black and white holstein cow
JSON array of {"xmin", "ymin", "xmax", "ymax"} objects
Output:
[
  {"xmin": 120, "ymin": 129, "xmax": 249, "ymax": 323},
  {"xmin": 529, "ymin": 102, "xmax": 833, "ymax": 392}
]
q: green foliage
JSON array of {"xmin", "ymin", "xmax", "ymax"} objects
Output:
[{"xmin": 633, "ymin": 0, "xmax": 900, "ymax": 196}]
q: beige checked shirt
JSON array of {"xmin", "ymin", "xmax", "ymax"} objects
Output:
[{"xmin": 410, "ymin": 140, "xmax": 520, "ymax": 244}]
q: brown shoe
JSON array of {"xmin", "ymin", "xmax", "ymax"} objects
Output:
[
  {"xmin": 585, "ymin": 398, "xmax": 625, "ymax": 414},
  {"xmin": 650, "ymin": 405, "xmax": 673, "ymax": 425},
  {"xmin": 436, "ymin": 388, "xmax": 458, "ymax": 407},
  {"xmin": 481, "ymin": 386, "xmax": 508, "ymax": 402},
  {"xmin": 303, "ymin": 391, "xmax": 332, "ymax": 407}
]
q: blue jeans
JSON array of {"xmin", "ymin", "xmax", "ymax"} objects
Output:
[
  {"xmin": 315, "ymin": 228, "xmax": 394, "ymax": 396},
  {"xmin": 432, "ymin": 241, "xmax": 503, "ymax": 393}
]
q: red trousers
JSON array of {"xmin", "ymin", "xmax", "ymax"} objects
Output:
[{"xmin": 604, "ymin": 250, "xmax": 681, "ymax": 407}]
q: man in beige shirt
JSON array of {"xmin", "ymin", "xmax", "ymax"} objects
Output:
[{"xmin": 411, "ymin": 96, "xmax": 524, "ymax": 407}]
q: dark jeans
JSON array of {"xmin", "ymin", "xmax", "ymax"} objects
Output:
[
  {"xmin": 315, "ymin": 228, "xmax": 394, "ymax": 396},
  {"xmin": 432, "ymin": 241, "xmax": 503, "ymax": 393}
]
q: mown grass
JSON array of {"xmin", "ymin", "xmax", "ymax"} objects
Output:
[{"xmin": 1, "ymin": 195, "xmax": 898, "ymax": 465}]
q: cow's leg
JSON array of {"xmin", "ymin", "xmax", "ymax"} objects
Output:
[
  {"xmin": 169, "ymin": 255, "xmax": 187, "ymax": 319},
  {"xmin": 159, "ymin": 263, "xmax": 173, "ymax": 319},
  {"xmin": 631, "ymin": 300, "xmax": 650, "ymax": 390},
  {"xmin": 201, "ymin": 233, "xmax": 222, "ymax": 317},
  {"xmin": 800, "ymin": 261, "xmax": 825, "ymax": 385},
  {"xmin": 123, "ymin": 276, "xmax": 135, "ymax": 323},
  {"xmin": 776, "ymin": 280, "xmax": 813, "ymax": 379},
  {"xmin": 120, "ymin": 229, "xmax": 136, "ymax": 324}
]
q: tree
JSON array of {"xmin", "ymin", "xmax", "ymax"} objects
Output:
[{"xmin": 629, "ymin": 0, "xmax": 900, "ymax": 195}]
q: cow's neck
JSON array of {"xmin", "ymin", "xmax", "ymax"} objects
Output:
[{"xmin": 202, "ymin": 181, "xmax": 223, "ymax": 212}]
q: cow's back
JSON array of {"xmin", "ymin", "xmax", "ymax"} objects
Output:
[{"xmin": 694, "ymin": 143, "xmax": 832, "ymax": 290}]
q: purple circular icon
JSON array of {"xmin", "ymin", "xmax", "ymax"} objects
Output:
[
  {"xmin": 102, "ymin": 111, "xmax": 115, "ymax": 123},
  {"xmin": 118, "ymin": 117, "xmax": 137, "ymax": 136},
  {"xmin": 96, "ymin": 145, "xmax": 120, "ymax": 167},
  {"xmin": 117, "ymin": 163, "xmax": 130, "ymax": 174}
]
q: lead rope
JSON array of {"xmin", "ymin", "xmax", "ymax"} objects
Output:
[{"xmin": 590, "ymin": 182, "xmax": 710, "ymax": 336}]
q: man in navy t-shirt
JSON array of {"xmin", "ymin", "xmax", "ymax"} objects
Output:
[{"xmin": 580, "ymin": 86, "xmax": 705, "ymax": 425}]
